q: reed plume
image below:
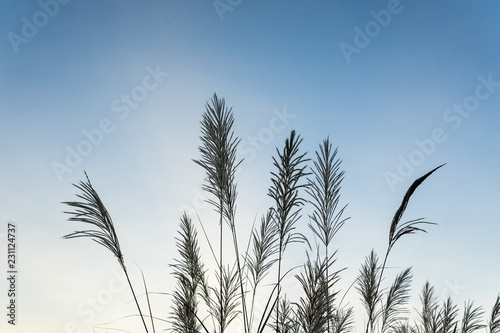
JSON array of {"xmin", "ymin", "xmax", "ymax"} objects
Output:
[
  {"xmin": 461, "ymin": 301, "xmax": 485, "ymax": 333},
  {"xmin": 441, "ymin": 296, "xmax": 459, "ymax": 333},
  {"xmin": 170, "ymin": 213, "xmax": 206, "ymax": 333},
  {"xmin": 332, "ymin": 306, "xmax": 355, "ymax": 333},
  {"xmin": 306, "ymin": 137, "xmax": 349, "ymax": 250},
  {"xmin": 357, "ymin": 250, "xmax": 382, "ymax": 333},
  {"xmin": 62, "ymin": 172, "xmax": 150, "ymax": 333},
  {"xmin": 380, "ymin": 267, "xmax": 412, "ymax": 333},
  {"xmin": 418, "ymin": 282, "xmax": 439, "ymax": 333}
]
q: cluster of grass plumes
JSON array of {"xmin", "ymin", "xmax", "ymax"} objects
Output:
[{"xmin": 62, "ymin": 94, "xmax": 499, "ymax": 333}]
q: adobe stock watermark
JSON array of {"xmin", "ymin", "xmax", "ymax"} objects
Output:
[
  {"xmin": 339, "ymin": 0, "xmax": 408, "ymax": 64},
  {"xmin": 384, "ymin": 74, "xmax": 499, "ymax": 191},
  {"xmin": 239, "ymin": 107, "xmax": 296, "ymax": 162},
  {"xmin": 213, "ymin": 0, "xmax": 243, "ymax": 21},
  {"xmin": 440, "ymin": 277, "xmax": 467, "ymax": 300},
  {"xmin": 51, "ymin": 65, "xmax": 169, "ymax": 182},
  {"xmin": 178, "ymin": 106, "xmax": 295, "ymax": 216},
  {"xmin": 55, "ymin": 269, "xmax": 136, "ymax": 333},
  {"xmin": 7, "ymin": 0, "xmax": 71, "ymax": 54}
]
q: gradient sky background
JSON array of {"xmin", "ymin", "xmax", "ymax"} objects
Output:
[{"xmin": 1, "ymin": 1, "xmax": 500, "ymax": 332}]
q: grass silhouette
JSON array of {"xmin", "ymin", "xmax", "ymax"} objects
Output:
[{"xmin": 63, "ymin": 94, "xmax": 498, "ymax": 333}]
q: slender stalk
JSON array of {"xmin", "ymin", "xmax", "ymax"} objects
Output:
[
  {"xmin": 124, "ymin": 267, "xmax": 150, "ymax": 333},
  {"xmin": 138, "ymin": 269, "xmax": 155, "ymax": 333},
  {"xmin": 276, "ymin": 243, "xmax": 283, "ymax": 333},
  {"xmin": 219, "ymin": 198, "xmax": 223, "ymax": 333},
  {"xmin": 228, "ymin": 209, "xmax": 249, "ymax": 333},
  {"xmin": 326, "ymin": 245, "xmax": 330, "ymax": 333}
]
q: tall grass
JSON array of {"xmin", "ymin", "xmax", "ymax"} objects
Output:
[
  {"xmin": 62, "ymin": 172, "xmax": 152, "ymax": 333},
  {"xmin": 193, "ymin": 93, "xmax": 244, "ymax": 333},
  {"xmin": 268, "ymin": 129, "xmax": 310, "ymax": 332},
  {"xmin": 62, "ymin": 94, "xmax": 498, "ymax": 333},
  {"xmin": 306, "ymin": 137, "xmax": 349, "ymax": 333}
]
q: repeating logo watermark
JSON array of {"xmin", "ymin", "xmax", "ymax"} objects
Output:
[
  {"xmin": 339, "ymin": 0, "xmax": 408, "ymax": 64},
  {"xmin": 384, "ymin": 74, "xmax": 499, "ymax": 192},
  {"xmin": 7, "ymin": 0, "xmax": 71, "ymax": 54},
  {"xmin": 54, "ymin": 269, "xmax": 136, "ymax": 333},
  {"xmin": 6, "ymin": 222, "xmax": 18, "ymax": 325},
  {"xmin": 239, "ymin": 107, "xmax": 296, "ymax": 162},
  {"xmin": 440, "ymin": 277, "xmax": 468, "ymax": 300},
  {"xmin": 51, "ymin": 64, "xmax": 169, "ymax": 182},
  {"xmin": 213, "ymin": 0, "xmax": 243, "ymax": 21}
]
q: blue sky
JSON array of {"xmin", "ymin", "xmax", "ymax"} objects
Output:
[{"xmin": 1, "ymin": 1, "xmax": 500, "ymax": 332}]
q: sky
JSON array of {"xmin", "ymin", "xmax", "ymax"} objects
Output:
[{"xmin": 1, "ymin": 1, "xmax": 500, "ymax": 332}]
